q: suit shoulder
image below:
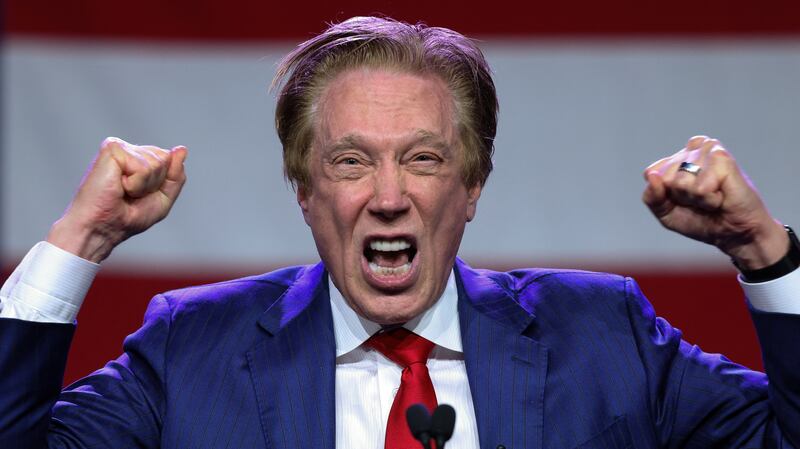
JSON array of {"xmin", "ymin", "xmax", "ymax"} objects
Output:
[
  {"xmin": 470, "ymin": 265, "xmax": 628, "ymax": 295},
  {"xmin": 456, "ymin": 259, "xmax": 632, "ymax": 307},
  {"xmin": 498, "ymin": 267, "xmax": 632, "ymax": 312},
  {"xmin": 156, "ymin": 264, "xmax": 315, "ymax": 317},
  {"xmin": 509, "ymin": 267, "xmax": 628, "ymax": 291}
]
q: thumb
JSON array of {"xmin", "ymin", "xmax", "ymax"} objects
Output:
[
  {"xmin": 642, "ymin": 170, "xmax": 673, "ymax": 218},
  {"xmin": 160, "ymin": 145, "xmax": 188, "ymax": 203}
]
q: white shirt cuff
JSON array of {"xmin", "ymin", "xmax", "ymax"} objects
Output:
[
  {"xmin": 739, "ymin": 266, "xmax": 800, "ymax": 314},
  {"xmin": 0, "ymin": 241, "xmax": 100, "ymax": 323}
]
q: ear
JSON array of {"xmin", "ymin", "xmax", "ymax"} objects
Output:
[
  {"xmin": 465, "ymin": 183, "xmax": 482, "ymax": 222},
  {"xmin": 297, "ymin": 185, "xmax": 312, "ymax": 226}
]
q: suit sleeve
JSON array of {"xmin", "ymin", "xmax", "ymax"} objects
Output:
[
  {"xmin": 623, "ymin": 277, "xmax": 800, "ymax": 448},
  {"xmin": 751, "ymin": 309, "xmax": 800, "ymax": 446},
  {"xmin": 0, "ymin": 294, "xmax": 172, "ymax": 449}
]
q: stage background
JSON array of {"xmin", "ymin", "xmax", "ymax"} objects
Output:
[{"xmin": 3, "ymin": 0, "xmax": 800, "ymax": 384}]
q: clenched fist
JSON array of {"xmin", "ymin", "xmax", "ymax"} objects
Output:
[
  {"xmin": 642, "ymin": 136, "xmax": 787, "ymax": 271},
  {"xmin": 47, "ymin": 137, "xmax": 188, "ymax": 263}
]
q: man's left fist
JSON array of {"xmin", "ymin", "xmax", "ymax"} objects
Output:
[{"xmin": 642, "ymin": 135, "xmax": 788, "ymax": 270}]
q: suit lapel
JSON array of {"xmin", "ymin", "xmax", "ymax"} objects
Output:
[
  {"xmin": 246, "ymin": 263, "xmax": 336, "ymax": 449},
  {"xmin": 243, "ymin": 259, "xmax": 548, "ymax": 449},
  {"xmin": 456, "ymin": 259, "xmax": 548, "ymax": 449}
]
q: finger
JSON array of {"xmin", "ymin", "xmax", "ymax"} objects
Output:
[
  {"xmin": 686, "ymin": 144, "xmax": 731, "ymax": 210},
  {"xmin": 120, "ymin": 155, "xmax": 160, "ymax": 198},
  {"xmin": 643, "ymin": 155, "xmax": 672, "ymax": 181},
  {"xmin": 665, "ymin": 136, "xmax": 717, "ymax": 181},
  {"xmin": 109, "ymin": 142, "xmax": 171, "ymax": 198},
  {"xmin": 166, "ymin": 146, "xmax": 188, "ymax": 181},
  {"xmin": 99, "ymin": 136, "xmax": 137, "ymax": 181},
  {"xmin": 160, "ymin": 146, "xmax": 188, "ymax": 203},
  {"xmin": 659, "ymin": 137, "xmax": 708, "ymax": 184},
  {"xmin": 645, "ymin": 142, "xmax": 689, "ymax": 183},
  {"xmin": 139, "ymin": 145, "xmax": 171, "ymax": 177},
  {"xmin": 138, "ymin": 146, "xmax": 172, "ymax": 194},
  {"xmin": 661, "ymin": 147, "xmax": 697, "ymax": 187},
  {"xmin": 668, "ymin": 140, "xmax": 730, "ymax": 210},
  {"xmin": 700, "ymin": 144, "xmax": 755, "ymax": 205},
  {"xmin": 685, "ymin": 135, "xmax": 711, "ymax": 151},
  {"xmin": 668, "ymin": 138, "xmax": 708, "ymax": 180},
  {"xmin": 642, "ymin": 170, "xmax": 675, "ymax": 218}
]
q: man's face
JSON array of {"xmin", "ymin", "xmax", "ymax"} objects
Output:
[{"xmin": 298, "ymin": 68, "xmax": 481, "ymax": 324}]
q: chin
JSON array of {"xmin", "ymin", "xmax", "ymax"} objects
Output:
[{"xmin": 357, "ymin": 295, "xmax": 430, "ymax": 325}]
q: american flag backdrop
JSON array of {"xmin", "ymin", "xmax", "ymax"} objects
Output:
[{"xmin": 3, "ymin": 0, "xmax": 800, "ymax": 384}]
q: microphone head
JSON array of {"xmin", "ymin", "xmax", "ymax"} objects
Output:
[
  {"xmin": 430, "ymin": 404, "xmax": 456, "ymax": 441},
  {"xmin": 406, "ymin": 404, "xmax": 432, "ymax": 439}
]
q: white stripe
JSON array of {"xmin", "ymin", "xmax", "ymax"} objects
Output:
[{"xmin": 4, "ymin": 38, "xmax": 800, "ymax": 268}]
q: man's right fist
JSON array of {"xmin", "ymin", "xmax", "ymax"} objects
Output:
[{"xmin": 46, "ymin": 137, "xmax": 188, "ymax": 263}]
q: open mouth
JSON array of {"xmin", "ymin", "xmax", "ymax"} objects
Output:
[{"xmin": 363, "ymin": 237, "xmax": 418, "ymax": 276}]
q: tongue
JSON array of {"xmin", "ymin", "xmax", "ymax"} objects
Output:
[{"xmin": 371, "ymin": 250, "xmax": 411, "ymax": 268}]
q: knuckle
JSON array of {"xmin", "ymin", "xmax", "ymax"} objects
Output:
[
  {"xmin": 101, "ymin": 136, "xmax": 121, "ymax": 148},
  {"xmin": 710, "ymin": 145, "xmax": 732, "ymax": 159},
  {"xmin": 144, "ymin": 154, "xmax": 162, "ymax": 171},
  {"xmin": 700, "ymin": 139, "xmax": 720, "ymax": 152},
  {"xmin": 131, "ymin": 155, "xmax": 154, "ymax": 175},
  {"xmin": 133, "ymin": 149, "xmax": 163, "ymax": 173},
  {"xmin": 671, "ymin": 174, "xmax": 694, "ymax": 192},
  {"xmin": 687, "ymin": 135, "xmax": 709, "ymax": 147},
  {"xmin": 145, "ymin": 146, "xmax": 168, "ymax": 161},
  {"xmin": 693, "ymin": 182, "xmax": 712, "ymax": 196},
  {"xmin": 645, "ymin": 156, "xmax": 668, "ymax": 172},
  {"xmin": 99, "ymin": 137, "xmax": 124, "ymax": 155}
]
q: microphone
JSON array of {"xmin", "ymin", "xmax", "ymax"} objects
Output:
[
  {"xmin": 406, "ymin": 404, "xmax": 433, "ymax": 449},
  {"xmin": 430, "ymin": 404, "xmax": 456, "ymax": 449}
]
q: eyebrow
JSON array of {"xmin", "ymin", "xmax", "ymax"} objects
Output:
[{"xmin": 325, "ymin": 129, "xmax": 452, "ymax": 154}]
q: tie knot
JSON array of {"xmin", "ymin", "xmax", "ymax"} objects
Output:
[{"xmin": 366, "ymin": 327, "xmax": 435, "ymax": 368}]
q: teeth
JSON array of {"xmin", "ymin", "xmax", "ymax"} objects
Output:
[
  {"xmin": 369, "ymin": 239, "xmax": 411, "ymax": 252},
  {"xmin": 369, "ymin": 262, "xmax": 411, "ymax": 276}
]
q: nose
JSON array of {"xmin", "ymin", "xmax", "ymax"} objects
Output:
[{"xmin": 367, "ymin": 163, "xmax": 411, "ymax": 220}]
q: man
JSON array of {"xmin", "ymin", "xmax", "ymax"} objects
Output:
[{"xmin": 1, "ymin": 16, "xmax": 798, "ymax": 449}]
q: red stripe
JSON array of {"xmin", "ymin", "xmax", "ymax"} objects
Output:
[{"xmin": 7, "ymin": 0, "xmax": 800, "ymax": 41}]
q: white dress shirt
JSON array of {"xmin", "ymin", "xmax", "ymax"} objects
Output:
[
  {"xmin": 2, "ymin": 241, "xmax": 800, "ymax": 449},
  {"xmin": 330, "ymin": 271, "xmax": 480, "ymax": 449}
]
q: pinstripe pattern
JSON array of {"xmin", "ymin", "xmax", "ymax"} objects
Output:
[
  {"xmin": 248, "ymin": 263, "xmax": 336, "ymax": 449},
  {"xmin": 457, "ymin": 262, "xmax": 546, "ymax": 449},
  {"xmin": 2, "ymin": 259, "xmax": 798, "ymax": 448}
]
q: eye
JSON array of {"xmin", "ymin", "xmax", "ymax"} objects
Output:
[
  {"xmin": 411, "ymin": 153, "xmax": 441, "ymax": 164},
  {"xmin": 335, "ymin": 156, "xmax": 362, "ymax": 166}
]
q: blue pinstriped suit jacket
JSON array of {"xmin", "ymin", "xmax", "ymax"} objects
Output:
[{"xmin": 1, "ymin": 258, "xmax": 798, "ymax": 448}]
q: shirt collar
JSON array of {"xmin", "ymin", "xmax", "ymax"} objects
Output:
[{"xmin": 329, "ymin": 270, "xmax": 463, "ymax": 357}]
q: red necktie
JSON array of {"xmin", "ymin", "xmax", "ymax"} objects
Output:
[{"xmin": 366, "ymin": 327, "xmax": 438, "ymax": 449}]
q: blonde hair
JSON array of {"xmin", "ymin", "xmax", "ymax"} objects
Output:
[{"xmin": 272, "ymin": 16, "xmax": 498, "ymax": 190}]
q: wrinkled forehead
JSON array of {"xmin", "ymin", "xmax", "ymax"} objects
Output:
[{"xmin": 311, "ymin": 68, "xmax": 460, "ymax": 148}]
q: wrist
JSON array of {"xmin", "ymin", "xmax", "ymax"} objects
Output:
[
  {"xmin": 46, "ymin": 216, "xmax": 122, "ymax": 263},
  {"xmin": 725, "ymin": 220, "xmax": 788, "ymax": 271},
  {"xmin": 734, "ymin": 225, "xmax": 800, "ymax": 282}
]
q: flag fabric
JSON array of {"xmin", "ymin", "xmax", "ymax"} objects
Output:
[{"xmin": 3, "ymin": 0, "xmax": 800, "ymax": 383}]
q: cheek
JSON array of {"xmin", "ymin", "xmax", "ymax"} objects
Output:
[
  {"xmin": 309, "ymin": 184, "xmax": 369, "ymax": 239},
  {"xmin": 418, "ymin": 185, "xmax": 470, "ymax": 239}
]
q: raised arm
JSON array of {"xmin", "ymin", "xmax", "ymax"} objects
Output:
[
  {"xmin": 47, "ymin": 137, "xmax": 188, "ymax": 263},
  {"xmin": 0, "ymin": 138, "xmax": 187, "ymax": 447},
  {"xmin": 642, "ymin": 135, "xmax": 800, "ymax": 446}
]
